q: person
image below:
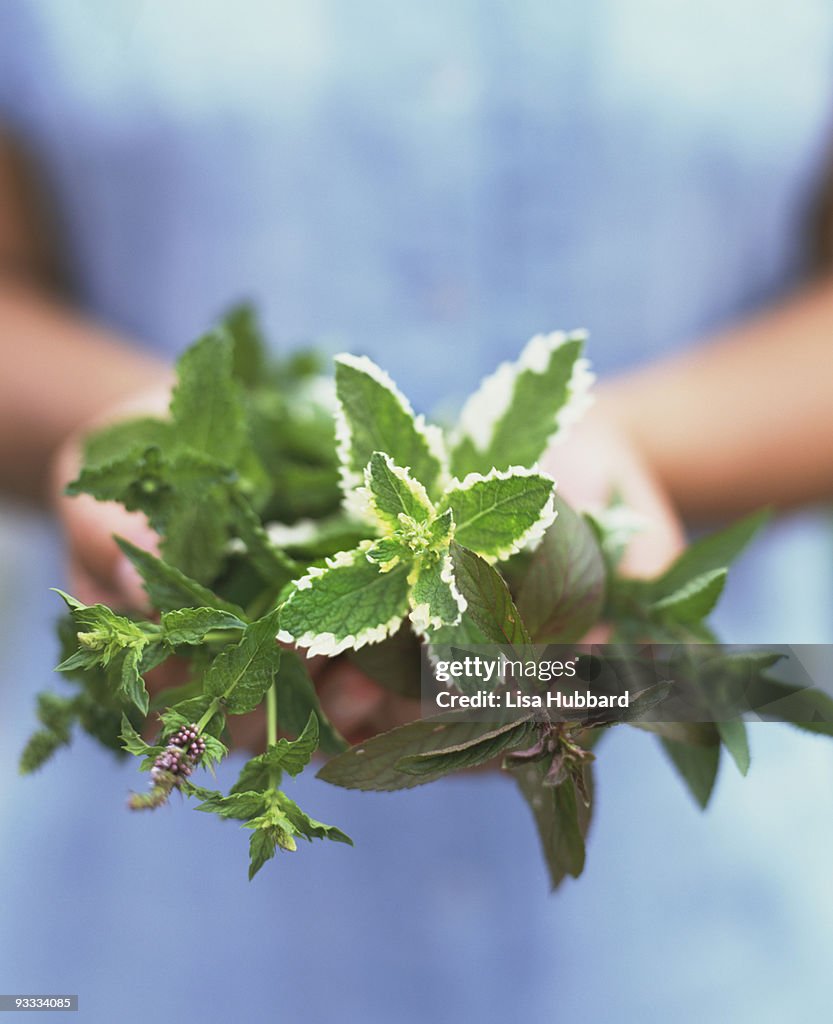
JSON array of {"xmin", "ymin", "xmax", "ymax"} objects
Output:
[{"xmin": 2, "ymin": 3, "xmax": 833, "ymax": 1021}]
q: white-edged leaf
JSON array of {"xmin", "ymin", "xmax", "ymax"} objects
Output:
[
  {"xmin": 334, "ymin": 354, "xmax": 447, "ymax": 508},
  {"xmin": 408, "ymin": 547, "xmax": 467, "ymax": 635},
  {"xmin": 441, "ymin": 467, "xmax": 556, "ymax": 563},
  {"xmin": 451, "ymin": 330, "xmax": 593, "ymax": 475},
  {"xmin": 364, "ymin": 451, "xmax": 434, "ymax": 528},
  {"xmin": 277, "ymin": 549, "xmax": 410, "ymax": 656}
]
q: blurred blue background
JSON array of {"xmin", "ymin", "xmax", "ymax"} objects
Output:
[{"xmin": 2, "ymin": 2, "xmax": 833, "ymax": 1020}]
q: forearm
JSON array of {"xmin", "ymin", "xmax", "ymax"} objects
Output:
[
  {"xmin": 0, "ymin": 279, "xmax": 168, "ymax": 503},
  {"xmin": 601, "ymin": 276, "xmax": 833, "ymax": 521}
]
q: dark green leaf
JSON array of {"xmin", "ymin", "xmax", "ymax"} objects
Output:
[
  {"xmin": 396, "ymin": 717, "xmax": 536, "ymax": 778},
  {"xmin": 509, "ymin": 759, "xmax": 590, "ymax": 888},
  {"xmin": 446, "ymin": 542, "xmax": 531, "ymax": 647},
  {"xmin": 716, "ymin": 719, "xmax": 750, "ymax": 776},
  {"xmin": 515, "ymin": 496, "xmax": 606, "ymax": 642},
  {"xmin": 660, "ymin": 730, "xmax": 721, "ymax": 808},
  {"xmin": 318, "ymin": 714, "xmax": 534, "ymax": 791}
]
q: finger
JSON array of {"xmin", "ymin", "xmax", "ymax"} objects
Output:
[{"xmin": 61, "ymin": 492, "xmax": 158, "ymax": 609}]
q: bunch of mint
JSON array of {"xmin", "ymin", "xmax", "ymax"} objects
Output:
[{"xmin": 20, "ymin": 306, "xmax": 820, "ymax": 887}]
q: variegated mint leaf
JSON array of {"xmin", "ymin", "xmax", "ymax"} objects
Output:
[
  {"xmin": 277, "ymin": 549, "xmax": 410, "ymax": 656},
  {"xmin": 364, "ymin": 537, "xmax": 410, "ymax": 573},
  {"xmin": 440, "ymin": 467, "xmax": 556, "ymax": 563},
  {"xmin": 451, "ymin": 330, "xmax": 594, "ymax": 476},
  {"xmin": 334, "ymin": 354, "xmax": 447, "ymax": 511},
  {"xmin": 408, "ymin": 546, "xmax": 467, "ymax": 635},
  {"xmin": 363, "ymin": 451, "xmax": 434, "ymax": 529}
]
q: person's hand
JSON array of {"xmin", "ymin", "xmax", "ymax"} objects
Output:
[
  {"xmin": 49, "ymin": 379, "xmax": 173, "ymax": 610},
  {"xmin": 542, "ymin": 399, "xmax": 686, "ymax": 579}
]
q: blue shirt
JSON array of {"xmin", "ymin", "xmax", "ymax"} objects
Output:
[{"xmin": 2, "ymin": 3, "xmax": 833, "ymax": 1021}]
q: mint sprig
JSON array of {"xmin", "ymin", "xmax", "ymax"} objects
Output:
[{"xmin": 21, "ymin": 307, "xmax": 794, "ymax": 887}]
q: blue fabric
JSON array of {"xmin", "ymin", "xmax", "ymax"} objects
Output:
[{"xmin": 2, "ymin": 3, "xmax": 833, "ymax": 1021}]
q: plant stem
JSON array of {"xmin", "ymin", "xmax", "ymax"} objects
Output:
[
  {"xmin": 266, "ymin": 681, "xmax": 280, "ymax": 789},
  {"xmin": 195, "ymin": 698, "xmax": 221, "ymax": 734},
  {"xmin": 267, "ymin": 681, "xmax": 278, "ymax": 748}
]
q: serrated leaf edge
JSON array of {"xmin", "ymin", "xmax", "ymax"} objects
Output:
[
  {"xmin": 408, "ymin": 546, "xmax": 467, "ymax": 636},
  {"xmin": 453, "ymin": 330, "xmax": 594, "ymax": 455},
  {"xmin": 333, "ymin": 353, "xmax": 449, "ymax": 516},
  {"xmin": 360, "ymin": 451, "xmax": 435, "ymax": 529},
  {"xmin": 444, "ymin": 465, "xmax": 558, "ymax": 564},
  {"xmin": 276, "ymin": 548, "xmax": 407, "ymax": 656}
]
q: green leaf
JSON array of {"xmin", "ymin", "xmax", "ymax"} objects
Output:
[
  {"xmin": 660, "ymin": 730, "xmax": 721, "ymax": 809},
  {"xmin": 408, "ymin": 547, "xmax": 466, "ymax": 634},
  {"xmin": 650, "ymin": 568, "xmax": 728, "ymax": 623},
  {"xmin": 119, "ymin": 647, "xmax": 149, "ymax": 715},
  {"xmin": 229, "ymin": 490, "xmax": 301, "ymax": 588},
  {"xmin": 364, "ymin": 451, "xmax": 434, "ymax": 527},
  {"xmin": 115, "ymin": 538, "xmax": 246, "ymax": 616},
  {"xmin": 66, "ymin": 445, "xmax": 169, "ymax": 518},
  {"xmin": 248, "ymin": 827, "xmax": 280, "ymax": 879},
  {"xmin": 717, "ymin": 719, "xmax": 750, "ymax": 776},
  {"xmin": 160, "ymin": 477, "xmax": 230, "ymax": 584},
  {"xmin": 119, "ymin": 714, "xmax": 152, "ymax": 757},
  {"xmin": 222, "ymin": 302, "xmax": 268, "ymax": 387},
  {"xmin": 277, "ymin": 550, "xmax": 410, "ymax": 656},
  {"xmin": 273, "ymin": 791, "xmax": 353, "ymax": 846},
  {"xmin": 451, "ymin": 331, "xmax": 591, "ymax": 475},
  {"xmin": 396, "ymin": 717, "xmax": 536, "ymax": 778},
  {"xmin": 334, "ymin": 354, "xmax": 446, "ymax": 500},
  {"xmin": 318, "ymin": 714, "xmax": 532, "ymax": 791},
  {"xmin": 515, "ymin": 495, "xmax": 606, "ymax": 642},
  {"xmin": 264, "ymin": 713, "xmax": 319, "ymax": 778},
  {"xmin": 273, "ymin": 651, "xmax": 346, "ymax": 754},
  {"xmin": 19, "ymin": 730, "xmax": 69, "ymax": 774},
  {"xmin": 82, "ymin": 416, "xmax": 171, "ymax": 469},
  {"xmin": 204, "ymin": 608, "xmax": 282, "ymax": 714},
  {"xmin": 364, "ymin": 536, "xmax": 410, "ymax": 572},
  {"xmin": 161, "ymin": 607, "xmax": 246, "ymax": 646},
  {"xmin": 508, "ymin": 759, "xmax": 590, "ymax": 888},
  {"xmin": 444, "ymin": 543, "xmax": 531, "ymax": 647},
  {"xmin": 195, "ymin": 790, "xmax": 268, "ymax": 821},
  {"xmin": 442, "ymin": 468, "xmax": 555, "ymax": 563},
  {"xmin": 170, "ymin": 329, "xmax": 246, "ymax": 466},
  {"xmin": 651, "ymin": 510, "xmax": 769, "ymax": 600}
]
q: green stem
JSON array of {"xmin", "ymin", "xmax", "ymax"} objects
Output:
[
  {"xmin": 266, "ymin": 681, "xmax": 280, "ymax": 789},
  {"xmin": 267, "ymin": 681, "xmax": 278, "ymax": 748},
  {"xmin": 195, "ymin": 698, "xmax": 221, "ymax": 734}
]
